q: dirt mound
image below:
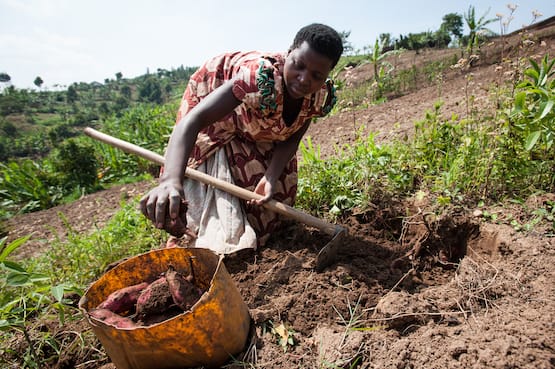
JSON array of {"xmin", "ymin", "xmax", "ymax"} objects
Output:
[{"xmin": 3, "ymin": 20, "xmax": 555, "ymax": 369}]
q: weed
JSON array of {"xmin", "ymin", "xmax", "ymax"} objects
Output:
[
  {"xmin": 512, "ymin": 54, "xmax": 555, "ymax": 152},
  {"xmin": 0, "ymin": 236, "xmax": 83, "ymax": 369},
  {"xmin": 262, "ymin": 320, "xmax": 296, "ymax": 352}
]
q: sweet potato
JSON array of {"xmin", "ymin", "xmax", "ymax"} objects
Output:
[
  {"xmin": 166, "ymin": 264, "xmax": 203, "ymax": 311},
  {"xmin": 164, "ymin": 198, "xmax": 196, "ymax": 238},
  {"xmin": 89, "ymin": 308, "xmax": 138, "ymax": 329},
  {"xmin": 96, "ymin": 282, "xmax": 149, "ymax": 314},
  {"xmin": 135, "ymin": 276, "xmax": 173, "ymax": 318}
]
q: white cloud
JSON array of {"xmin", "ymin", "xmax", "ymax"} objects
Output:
[
  {"xmin": 0, "ymin": 28, "xmax": 100, "ymax": 87},
  {"xmin": 0, "ymin": 0, "xmax": 70, "ymax": 18}
]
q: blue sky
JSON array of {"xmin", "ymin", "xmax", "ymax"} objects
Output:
[{"xmin": 1, "ymin": 0, "xmax": 553, "ymax": 89}]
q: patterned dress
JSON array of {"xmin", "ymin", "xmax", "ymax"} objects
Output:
[{"xmin": 176, "ymin": 51, "xmax": 336, "ymax": 246}]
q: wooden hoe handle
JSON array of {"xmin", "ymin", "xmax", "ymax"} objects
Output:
[{"xmin": 84, "ymin": 127, "xmax": 339, "ymax": 236}]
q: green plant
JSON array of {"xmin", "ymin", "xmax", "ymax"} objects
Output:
[
  {"xmin": 1, "ymin": 198, "xmax": 162, "ymax": 368},
  {"xmin": 316, "ymin": 296, "xmax": 371, "ymax": 369},
  {"xmin": 262, "ymin": 320, "xmax": 296, "ymax": 352},
  {"xmin": 38, "ymin": 199, "xmax": 163, "ymax": 285},
  {"xmin": 522, "ymin": 199, "xmax": 555, "ymax": 234},
  {"xmin": 512, "ymin": 54, "xmax": 555, "ymax": 151},
  {"xmin": 463, "ymin": 5, "xmax": 497, "ymax": 54},
  {"xmin": 92, "ymin": 102, "xmax": 177, "ymax": 183},
  {"xmin": 0, "ymin": 159, "xmax": 61, "ymax": 217},
  {"xmin": 0, "ymin": 236, "xmax": 82, "ymax": 369},
  {"xmin": 52, "ymin": 138, "xmax": 100, "ymax": 192},
  {"xmin": 297, "ymin": 136, "xmax": 364, "ymax": 217},
  {"xmin": 298, "ymin": 131, "xmax": 417, "ymax": 218}
]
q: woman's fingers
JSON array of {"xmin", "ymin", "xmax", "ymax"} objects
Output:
[
  {"xmin": 139, "ymin": 192, "xmax": 158, "ymax": 222},
  {"xmin": 168, "ymin": 190, "xmax": 183, "ymax": 219},
  {"xmin": 154, "ymin": 197, "xmax": 168, "ymax": 228}
]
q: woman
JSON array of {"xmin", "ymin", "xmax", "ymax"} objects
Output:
[{"xmin": 140, "ymin": 23, "xmax": 343, "ymax": 254}]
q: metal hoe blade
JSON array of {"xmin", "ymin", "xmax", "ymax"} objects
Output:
[{"xmin": 315, "ymin": 225, "xmax": 346, "ymax": 272}]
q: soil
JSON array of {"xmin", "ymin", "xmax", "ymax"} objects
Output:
[{"xmin": 3, "ymin": 19, "xmax": 555, "ymax": 369}]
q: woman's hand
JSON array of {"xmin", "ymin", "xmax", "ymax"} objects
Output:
[
  {"xmin": 248, "ymin": 175, "xmax": 275, "ymax": 206},
  {"xmin": 139, "ymin": 179, "xmax": 184, "ymax": 229}
]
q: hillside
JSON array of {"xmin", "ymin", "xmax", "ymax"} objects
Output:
[{"xmin": 3, "ymin": 19, "xmax": 555, "ymax": 369}]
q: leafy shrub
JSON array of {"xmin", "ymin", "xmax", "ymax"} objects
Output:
[
  {"xmin": 0, "ymin": 236, "xmax": 83, "ymax": 369},
  {"xmin": 512, "ymin": 54, "xmax": 555, "ymax": 153},
  {"xmin": 0, "ymin": 160, "xmax": 61, "ymax": 217},
  {"xmin": 91, "ymin": 102, "xmax": 177, "ymax": 183},
  {"xmin": 52, "ymin": 138, "xmax": 100, "ymax": 192},
  {"xmin": 297, "ymin": 134, "xmax": 413, "ymax": 216},
  {"xmin": 39, "ymin": 199, "xmax": 163, "ymax": 285}
]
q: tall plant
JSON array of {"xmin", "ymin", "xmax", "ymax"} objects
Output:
[
  {"xmin": 463, "ymin": 5, "xmax": 497, "ymax": 54},
  {"xmin": 512, "ymin": 54, "xmax": 555, "ymax": 152}
]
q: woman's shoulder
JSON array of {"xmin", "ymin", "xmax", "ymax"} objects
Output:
[
  {"xmin": 229, "ymin": 52, "xmax": 285, "ymax": 106},
  {"xmin": 202, "ymin": 51, "xmax": 284, "ymax": 68}
]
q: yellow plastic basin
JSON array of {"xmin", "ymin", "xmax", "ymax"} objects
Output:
[{"xmin": 79, "ymin": 247, "xmax": 251, "ymax": 369}]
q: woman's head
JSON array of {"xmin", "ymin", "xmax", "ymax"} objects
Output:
[
  {"xmin": 290, "ymin": 23, "xmax": 343, "ymax": 69},
  {"xmin": 283, "ymin": 23, "xmax": 343, "ymax": 99}
]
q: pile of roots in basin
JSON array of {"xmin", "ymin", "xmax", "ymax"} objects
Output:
[{"xmin": 88, "ymin": 262, "xmax": 205, "ymax": 328}]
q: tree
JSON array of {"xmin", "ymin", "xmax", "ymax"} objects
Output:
[
  {"xmin": 53, "ymin": 139, "xmax": 99, "ymax": 191},
  {"xmin": 138, "ymin": 76, "xmax": 162, "ymax": 104},
  {"xmin": 114, "ymin": 96, "xmax": 129, "ymax": 111},
  {"xmin": 34, "ymin": 76, "xmax": 44, "ymax": 89},
  {"xmin": 67, "ymin": 85, "xmax": 78, "ymax": 103},
  {"xmin": 0, "ymin": 73, "xmax": 11, "ymax": 83},
  {"xmin": 121, "ymin": 85, "xmax": 132, "ymax": 99},
  {"xmin": 0, "ymin": 86, "xmax": 27, "ymax": 114},
  {"xmin": 464, "ymin": 6, "xmax": 497, "ymax": 54},
  {"xmin": 115, "ymin": 72, "xmax": 123, "ymax": 81},
  {"xmin": 340, "ymin": 30, "xmax": 354, "ymax": 55},
  {"xmin": 379, "ymin": 33, "xmax": 394, "ymax": 51},
  {"xmin": 1, "ymin": 120, "xmax": 17, "ymax": 137},
  {"xmin": 48, "ymin": 123, "xmax": 73, "ymax": 145},
  {"xmin": 441, "ymin": 13, "xmax": 463, "ymax": 45}
]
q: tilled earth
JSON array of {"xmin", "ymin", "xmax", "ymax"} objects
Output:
[{"xmin": 4, "ymin": 22, "xmax": 555, "ymax": 369}]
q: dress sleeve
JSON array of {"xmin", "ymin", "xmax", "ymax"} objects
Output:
[
  {"xmin": 304, "ymin": 79, "xmax": 338, "ymax": 118},
  {"xmin": 231, "ymin": 58, "xmax": 278, "ymax": 117}
]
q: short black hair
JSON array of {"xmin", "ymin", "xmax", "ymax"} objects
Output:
[{"xmin": 291, "ymin": 23, "xmax": 344, "ymax": 68}]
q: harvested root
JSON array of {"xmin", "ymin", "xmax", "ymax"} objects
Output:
[
  {"xmin": 89, "ymin": 263, "xmax": 206, "ymax": 328},
  {"xmin": 136, "ymin": 276, "xmax": 173, "ymax": 319},
  {"xmin": 96, "ymin": 282, "xmax": 149, "ymax": 314},
  {"xmin": 166, "ymin": 263, "xmax": 203, "ymax": 311},
  {"xmin": 89, "ymin": 308, "xmax": 138, "ymax": 329},
  {"xmin": 164, "ymin": 198, "xmax": 196, "ymax": 239}
]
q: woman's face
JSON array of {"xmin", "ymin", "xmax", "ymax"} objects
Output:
[{"xmin": 283, "ymin": 41, "xmax": 334, "ymax": 100}]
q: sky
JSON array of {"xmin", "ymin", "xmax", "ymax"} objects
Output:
[{"xmin": 1, "ymin": 0, "xmax": 553, "ymax": 89}]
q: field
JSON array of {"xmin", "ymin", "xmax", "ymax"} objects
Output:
[{"xmin": 4, "ymin": 20, "xmax": 555, "ymax": 369}]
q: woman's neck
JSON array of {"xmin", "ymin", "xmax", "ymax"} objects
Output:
[{"xmin": 282, "ymin": 89, "xmax": 303, "ymax": 126}]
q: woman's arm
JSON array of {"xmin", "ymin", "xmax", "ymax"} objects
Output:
[
  {"xmin": 250, "ymin": 119, "xmax": 312, "ymax": 205},
  {"xmin": 140, "ymin": 80, "xmax": 241, "ymax": 229}
]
